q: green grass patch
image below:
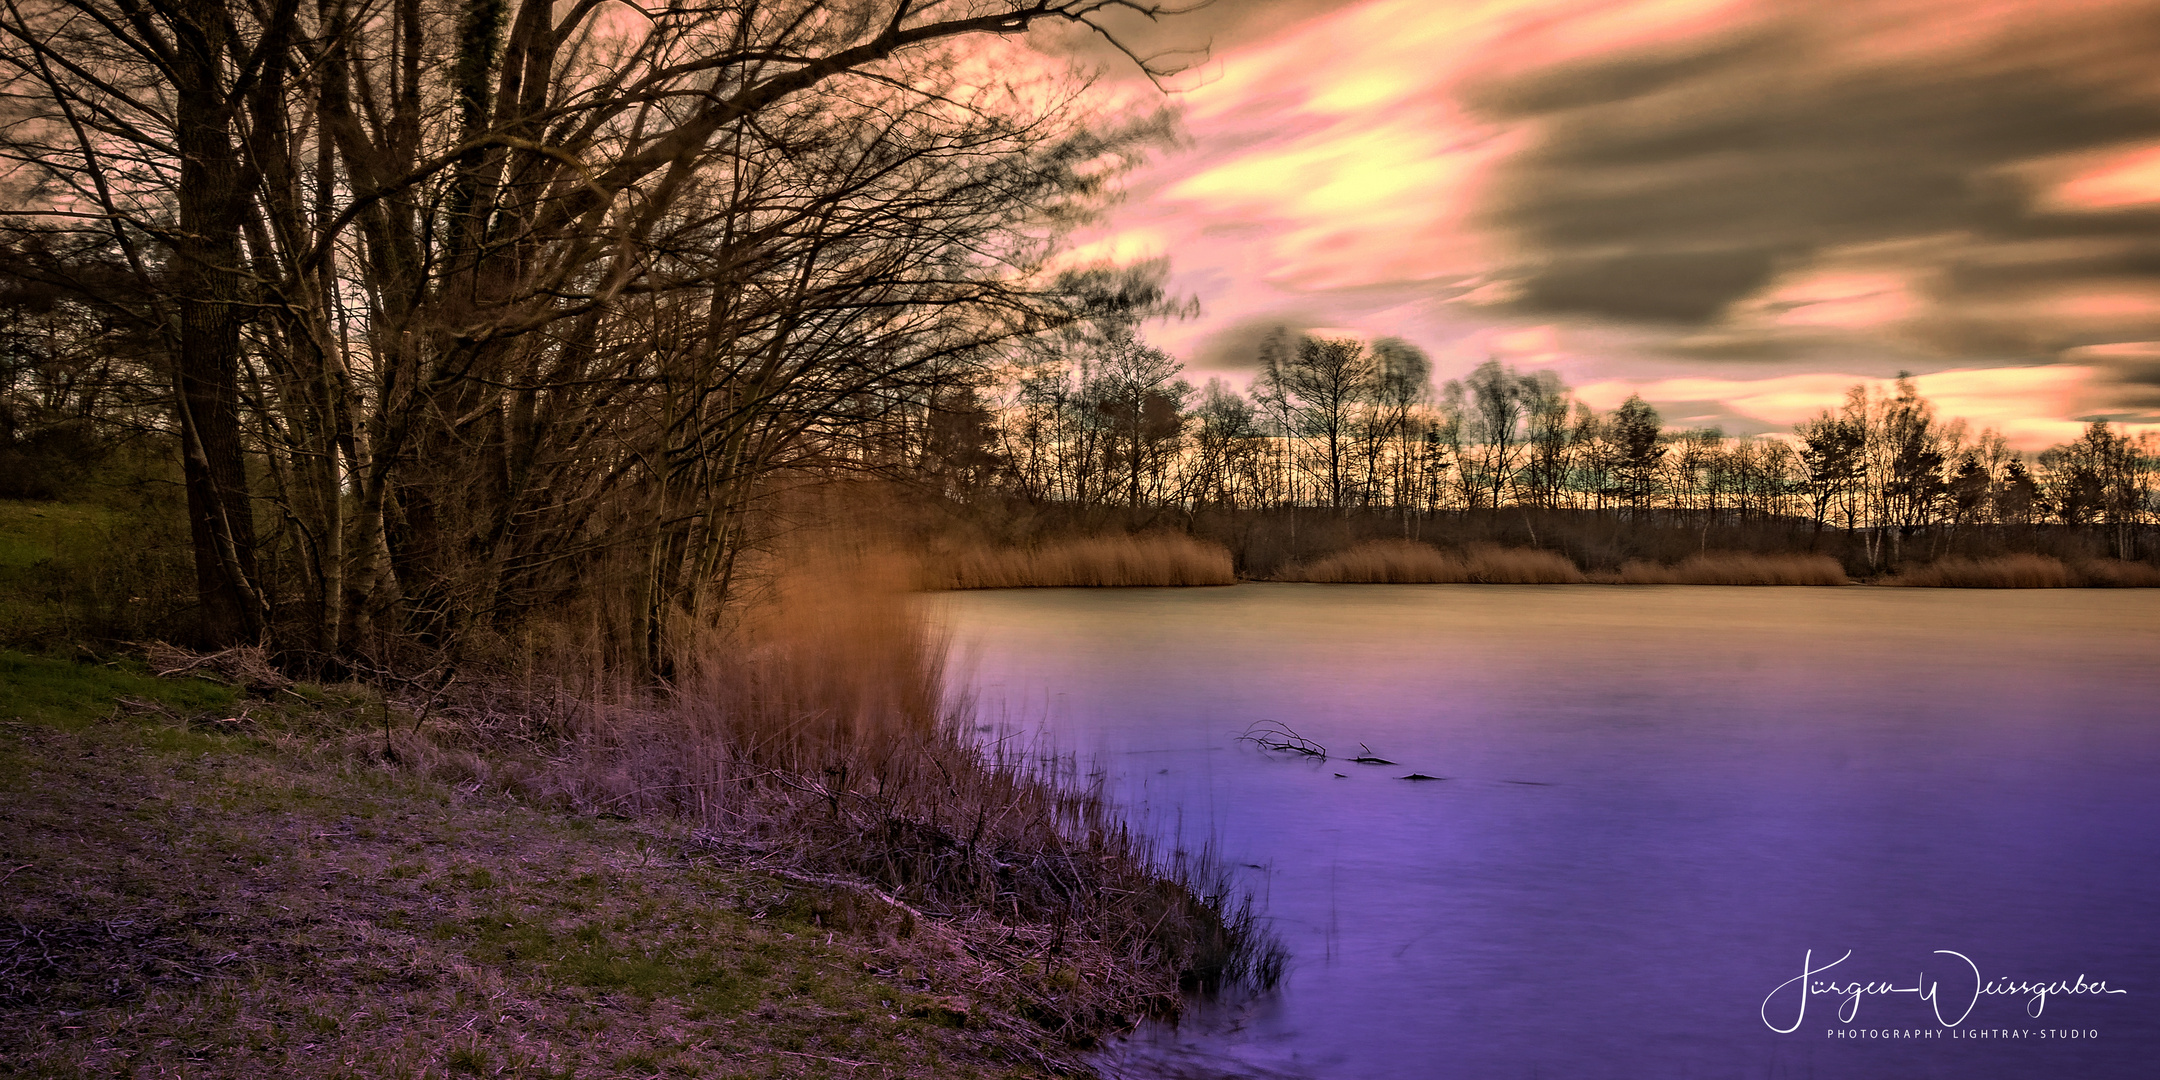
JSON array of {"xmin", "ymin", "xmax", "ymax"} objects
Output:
[
  {"xmin": 0, "ymin": 497, "xmax": 196, "ymax": 645},
  {"xmin": 0, "ymin": 500, "xmax": 115, "ymax": 570},
  {"xmin": 0, "ymin": 649, "xmax": 239, "ymax": 730}
]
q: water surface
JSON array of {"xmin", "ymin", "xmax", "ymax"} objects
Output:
[{"xmin": 934, "ymin": 585, "xmax": 2160, "ymax": 1079}]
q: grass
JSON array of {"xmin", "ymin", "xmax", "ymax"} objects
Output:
[
  {"xmin": 2074, "ymin": 559, "xmax": 2160, "ymax": 587},
  {"xmin": 0, "ymin": 651, "xmax": 241, "ymax": 731},
  {"xmin": 926, "ymin": 534, "xmax": 1236, "ymax": 589},
  {"xmin": 0, "ymin": 535, "xmax": 1282, "ymax": 1077},
  {"xmin": 0, "ymin": 650, "xmax": 1168, "ymax": 1078},
  {"xmin": 0, "ymin": 498, "xmax": 195, "ymax": 645}
]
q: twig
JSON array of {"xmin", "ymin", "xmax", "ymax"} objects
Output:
[
  {"xmin": 766, "ymin": 1048, "xmax": 880, "ymax": 1069},
  {"xmin": 1234, "ymin": 720, "xmax": 1326, "ymax": 759},
  {"xmin": 743, "ymin": 865, "xmax": 949, "ymax": 931}
]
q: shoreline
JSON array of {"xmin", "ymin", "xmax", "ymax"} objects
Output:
[
  {"xmin": 0, "ymin": 651, "xmax": 1250, "ymax": 1078},
  {"xmin": 919, "ymin": 536, "xmax": 2158, "ymax": 590}
]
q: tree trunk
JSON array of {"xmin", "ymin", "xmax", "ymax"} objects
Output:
[{"xmin": 172, "ymin": 0, "xmax": 266, "ymax": 645}]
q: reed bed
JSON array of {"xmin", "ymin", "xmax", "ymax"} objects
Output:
[
  {"xmin": 1280, "ymin": 540, "xmax": 1586, "ymax": 584},
  {"xmin": 1886, "ymin": 554, "xmax": 2075, "ymax": 588},
  {"xmin": 1466, "ymin": 545, "xmax": 1590, "ymax": 584},
  {"xmin": 929, "ymin": 533, "xmax": 1237, "ymax": 589},
  {"xmin": 1605, "ymin": 552, "xmax": 1850, "ymax": 585},
  {"xmin": 1886, "ymin": 554, "xmax": 2160, "ymax": 587},
  {"xmin": 2069, "ymin": 559, "xmax": 2160, "ymax": 587},
  {"xmin": 1281, "ymin": 539, "xmax": 1466, "ymax": 583}
]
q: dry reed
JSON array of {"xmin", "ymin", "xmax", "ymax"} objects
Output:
[
  {"xmin": 1885, "ymin": 554, "xmax": 2160, "ymax": 587},
  {"xmin": 2072, "ymin": 559, "xmax": 2160, "ymax": 587},
  {"xmin": 929, "ymin": 533, "xmax": 1236, "ymax": 589},
  {"xmin": 1464, "ymin": 544, "xmax": 1589, "ymax": 584},
  {"xmin": 1606, "ymin": 552, "xmax": 1850, "ymax": 585},
  {"xmin": 1285, "ymin": 539, "xmax": 1468, "ymax": 583},
  {"xmin": 396, "ymin": 546, "xmax": 1279, "ymax": 1039},
  {"xmin": 1886, "ymin": 554, "xmax": 2075, "ymax": 588},
  {"xmin": 1280, "ymin": 540, "xmax": 1586, "ymax": 584}
]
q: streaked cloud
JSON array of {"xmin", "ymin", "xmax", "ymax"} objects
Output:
[{"xmin": 1053, "ymin": 0, "xmax": 2160, "ymax": 444}]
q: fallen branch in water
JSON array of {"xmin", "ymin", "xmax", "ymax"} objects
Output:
[
  {"xmin": 1235, "ymin": 720, "xmax": 1327, "ymax": 759},
  {"xmin": 1349, "ymin": 743, "xmax": 1395, "ymax": 765}
]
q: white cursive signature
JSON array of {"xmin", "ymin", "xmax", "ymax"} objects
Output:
[{"xmin": 1761, "ymin": 950, "xmax": 2127, "ymax": 1033}]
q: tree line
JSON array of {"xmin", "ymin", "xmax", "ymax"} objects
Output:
[{"xmin": 916, "ymin": 323, "xmax": 2159, "ymax": 567}]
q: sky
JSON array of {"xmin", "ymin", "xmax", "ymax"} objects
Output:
[{"xmin": 1034, "ymin": 0, "xmax": 2160, "ymax": 448}]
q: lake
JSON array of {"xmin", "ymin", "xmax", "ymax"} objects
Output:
[{"xmin": 932, "ymin": 584, "xmax": 2160, "ymax": 1079}]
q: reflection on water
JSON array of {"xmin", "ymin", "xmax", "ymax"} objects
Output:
[{"xmin": 932, "ymin": 584, "xmax": 2160, "ymax": 1080}]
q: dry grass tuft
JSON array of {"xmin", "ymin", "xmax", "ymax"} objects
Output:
[
  {"xmin": 1607, "ymin": 552, "xmax": 1850, "ymax": 586},
  {"xmin": 929, "ymin": 533, "xmax": 1236, "ymax": 589},
  {"xmin": 1887, "ymin": 554, "xmax": 2074, "ymax": 588},
  {"xmin": 138, "ymin": 641, "xmax": 295, "ymax": 692}
]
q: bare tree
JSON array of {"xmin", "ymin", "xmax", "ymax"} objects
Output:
[
  {"xmin": 1253, "ymin": 333, "xmax": 1374, "ymax": 509},
  {"xmin": 1517, "ymin": 369, "xmax": 1571, "ymax": 510},
  {"xmin": 1088, "ymin": 324, "xmax": 1187, "ymax": 508},
  {"xmin": 0, "ymin": 0, "xmax": 1199, "ymax": 662},
  {"xmin": 1444, "ymin": 359, "xmax": 1538, "ymax": 510}
]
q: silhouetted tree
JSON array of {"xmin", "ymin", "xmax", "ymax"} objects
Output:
[
  {"xmin": 1797, "ymin": 409, "xmax": 1864, "ymax": 538},
  {"xmin": 1610, "ymin": 394, "xmax": 1664, "ymax": 515},
  {"xmin": 1256, "ymin": 334, "xmax": 1375, "ymax": 509}
]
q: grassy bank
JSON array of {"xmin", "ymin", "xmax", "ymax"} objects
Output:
[
  {"xmin": 0, "ymin": 649, "xmax": 1270, "ymax": 1078},
  {"xmin": 0, "ymin": 499, "xmax": 1280, "ymax": 1078}
]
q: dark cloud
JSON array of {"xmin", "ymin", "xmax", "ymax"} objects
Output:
[
  {"xmin": 1186, "ymin": 312, "xmax": 1322, "ymax": 372},
  {"xmin": 1466, "ymin": 2, "xmax": 2160, "ymax": 353},
  {"xmin": 2075, "ymin": 346, "xmax": 2160, "ymax": 420},
  {"xmin": 1518, "ymin": 249, "xmax": 1779, "ymax": 322}
]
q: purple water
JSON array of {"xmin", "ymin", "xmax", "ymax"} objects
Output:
[{"xmin": 933, "ymin": 584, "xmax": 2160, "ymax": 1079}]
